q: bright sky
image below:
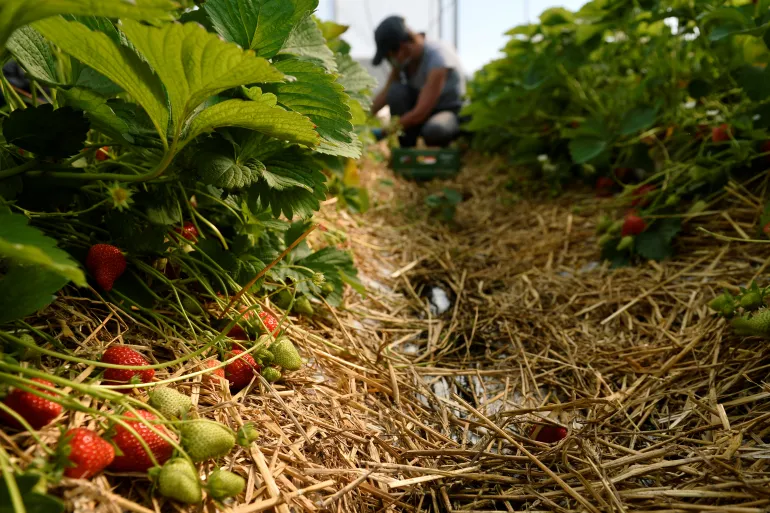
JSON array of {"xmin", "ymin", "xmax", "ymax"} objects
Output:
[{"xmin": 316, "ymin": 0, "xmax": 587, "ymax": 72}]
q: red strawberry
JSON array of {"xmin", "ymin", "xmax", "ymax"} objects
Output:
[
  {"xmin": 201, "ymin": 359, "xmax": 225, "ymax": 383},
  {"xmin": 59, "ymin": 428, "xmax": 115, "ymax": 479},
  {"xmin": 595, "ymin": 177, "xmax": 614, "ymax": 197},
  {"xmin": 531, "ymin": 425, "xmax": 568, "ymax": 443},
  {"xmin": 109, "ymin": 410, "xmax": 173, "ymax": 472},
  {"xmin": 224, "ymin": 350, "xmax": 259, "ymax": 391},
  {"xmin": 712, "ymin": 124, "xmax": 731, "ymax": 143},
  {"xmin": 174, "ymin": 222, "xmax": 199, "ymax": 242},
  {"xmin": 1, "ymin": 378, "xmax": 62, "ymax": 430},
  {"xmin": 86, "ymin": 244, "xmax": 126, "ymax": 292},
  {"xmin": 621, "ymin": 213, "xmax": 646, "ymax": 236},
  {"xmin": 258, "ymin": 311, "xmax": 280, "ymax": 336},
  {"xmin": 101, "ymin": 346, "xmax": 154, "ymax": 391},
  {"xmin": 95, "ymin": 147, "xmax": 110, "ymax": 161},
  {"xmin": 631, "ymin": 184, "xmax": 656, "ymax": 207},
  {"xmin": 569, "ymin": 120, "xmax": 580, "ymax": 129},
  {"xmin": 763, "ymin": 222, "xmax": 770, "ymax": 236}
]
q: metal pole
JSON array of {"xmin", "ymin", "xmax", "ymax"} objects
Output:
[
  {"xmin": 332, "ymin": 0, "xmax": 338, "ymax": 22},
  {"xmin": 453, "ymin": 0, "xmax": 459, "ymax": 50},
  {"xmin": 438, "ymin": 0, "xmax": 444, "ymax": 40}
]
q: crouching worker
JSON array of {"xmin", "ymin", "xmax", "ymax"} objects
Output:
[{"xmin": 370, "ymin": 15, "xmax": 466, "ymax": 148}]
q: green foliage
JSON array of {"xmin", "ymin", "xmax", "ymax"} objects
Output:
[
  {"xmin": 0, "ymin": 0, "xmax": 376, "ymax": 324},
  {"xmin": 425, "ymin": 188, "xmax": 463, "ymax": 222},
  {"xmin": 0, "ymin": 473, "xmax": 64, "ymax": 513},
  {"xmin": 3, "ymin": 105, "xmax": 89, "ymax": 157},
  {"xmin": 466, "ymin": 0, "xmax": 770, "ymax": 265}
]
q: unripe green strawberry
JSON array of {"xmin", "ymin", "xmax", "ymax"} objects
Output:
[
  {"xmin": 739, "ymin": 291, "xmax": 764, "ymax": 311},
  {"xmin": 273, "ymin": 289, "xmax": 293, "ymax": 310},
  {"xmin": 236, "ymin": 423, "xmax": 259, "ymax": 447},
  {"xmin": 708, "ymin": 293, "xmax": 735, "ymax": 317},
  {"xmin": 596, "ymin": 215, "xmax": 613, "ymax": 234},
  {"xmin": 269, "ymin": 338, "xmax": 302, "ymax": 371},
  {"xmin": 320, "ymin": 282, "xmax": 335, "ymax": 296},
  {"xmin": 731, "ymin": 309, "xmax": 770, "ymax": 336},
  {"xmin": 181, "ymin": 297, "xmax": 204, "ymax": 315},
  {"xmin": 207, "ymin": 469, "xmax": 245, "ymax": 500},
  {"xmin": 597, "ymin": 233, "xmax": 613, "ymax": 248},
  {"xmin": 293, "ymin": 296, "xmax": 314, "ymax": 316},
  {"xmin": 149, "ymin": 388, "xmax": 192, "ymax": 419},
  {"xmin": 608, "ymin": 220, "xmax": 624, "ymax": 235},
  {"xmin": 616, "ymin": 236, "xmax": 634, "ymax": 251},
  {"xmin": 665, "ymin": 194, "xmax": 680, "ymax": 207},
  {"xmin": 157, "ymin": 458, "xmax": 202, "ymax": 504},
  {"xmin": 19, "ymin": 334, "xmax": 41, "ymax": 361},
  {"xmin": 688, "ymin": 200, "xmax": 707, "ymax": 214},
  {"xmin": 255, "ymin": 346, "xmax": 274, "ymax": 367},
  {"xmin": 261, "ymin": 367, "xmax": 282, "ymax": 383},
  {"xmin": 179, "ymin": 420, "xmax": 235, "ymax": 462}
]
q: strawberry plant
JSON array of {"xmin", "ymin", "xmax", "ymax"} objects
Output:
[
  {"xmin": 0, "ymin": 0, "xmax": 372, "ymax": 323},
  {"xmin": 464, "ymin": 0, "xmax": 770, "ymax": 265},
  {"xmin": 0, "ymin": 2, "xmax": 375, "ymax": 507}
]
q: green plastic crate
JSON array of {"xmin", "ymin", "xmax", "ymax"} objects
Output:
[{"xmin": 390, "ymin": 148, "xmax": 461, "ymax": 180}]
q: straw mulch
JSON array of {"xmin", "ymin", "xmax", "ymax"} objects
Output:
[{"xmin": 4, "ymin": 149, "xmax": 770, "ymax": 513}]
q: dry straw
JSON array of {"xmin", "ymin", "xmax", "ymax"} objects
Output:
[{"xmin": 4, "ymin": 151, "xmax": 770, "ymax": 512}]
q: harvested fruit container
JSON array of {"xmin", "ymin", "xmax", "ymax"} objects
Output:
[{"xmin": 390, "ymin": 148, "xmax": 461, "ymax": 180}]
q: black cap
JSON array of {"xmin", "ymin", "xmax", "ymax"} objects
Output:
[{"xmin": 373, "ymin": 16, "xmax": 409, "ymax": 66}]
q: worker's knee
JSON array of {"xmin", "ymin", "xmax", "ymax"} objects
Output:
[
  {"xmin": 422, "ymin": 111, "xmax": 460, "ymax": 147},
  {"xmin": 386, "ymin": 83, "xmax": 414, "ymax": 116}
]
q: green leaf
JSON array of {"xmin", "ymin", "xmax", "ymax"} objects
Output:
[
  {"xmin": 120, "ymin": 20, "xmax": 285, "ymax": 136},
  {"xmin": 317, "ymin": 19, "xmax": 348, "ymax": 41},
  {"xmin": 279, "ymin": 14, "xmax": 337, "ymax": 72},
  {"xmin": 341, "ymin": 186, "xmax": 369, "ymax": 214},
  {"xmin": 74, "ymin": 66, "xmax": 123, "ymax": 97},
  {"xmin": 3, "ymin": 105, "xmax": 89, "ymax": 157},
  {"xmin": 0, "ymin": 213, "xmax": 86, "ymax": 286},
  {"xmin": 540, "ymin": 7, "xmax": 573, "ymax": 26},
  {"xmin": 635, "ymin": 219, "xmax": 681, "ymax": 262},
  {"xmin": 619, "ymin": 107, "xmax": 657, "ymax": 136},
  {"xmin": 34, "ymin": 17, "xmax": 169, "ymax": 143},
  {"xmin": 267, "ymin": 58, "xmax": 359, "ymax": 158},
  {"xmin": 105, "ymin": 212, "xmax": 168, "ymax": 254},
  {"xmin": 247, "ymin": 150, "xmax": 327, "ymax": 219},
  {"xmin": 204, "ymin": 0, "xmax": 317, "ymax": 58},
  {"xmin": 569, "ymin": 137, "xmax": 607, "ymax": 164},
  {"xmin": 185, "ymin": 94, "xmax": 318, "ymax": 147},
  {"xmin": 61, "ymin": 87, "xmax": 133, "ymax": 142},
  {"xmin": 0, "ymin": 0, "xmax": 177, "ymax": 48},
  {"xmin": 0, "ymin": 474, "xmax": 65, "ymax": 513},
  {"xmin": 196, "ymin": 152, "xmax": 266, "ymax": 190},
  {"xmin": 296, "ymin": 246, "xmax": 359, "ymax": 306},
  {"xmin": 335, "ymin": 53, "xmax": 378, "ymax": 110},
  {"xmin": 7, "ymin": 25, "xmax": 61, "ymax": 85},
  {"xmin": 521, "ymin": 60, "xmax": 548, "ymax": 90},
  {"xmin": 0, "ymin": 264, "xmax": 69, "ymax": 324},
  {"xmin": 702, "ymin": 7, "xmax": 752, "ymax": 41},
  {"xmin": 735, "ymin": 65, "xmax": 770, "ymax": 101}
]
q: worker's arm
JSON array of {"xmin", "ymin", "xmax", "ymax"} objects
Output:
[
  {"xmin": 371, "ymin": 66, "xmax": 400, "ymax": 116},
  {"xmin": 399, "ymin": 68, "xmax": 448, "ymax": 130}
]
